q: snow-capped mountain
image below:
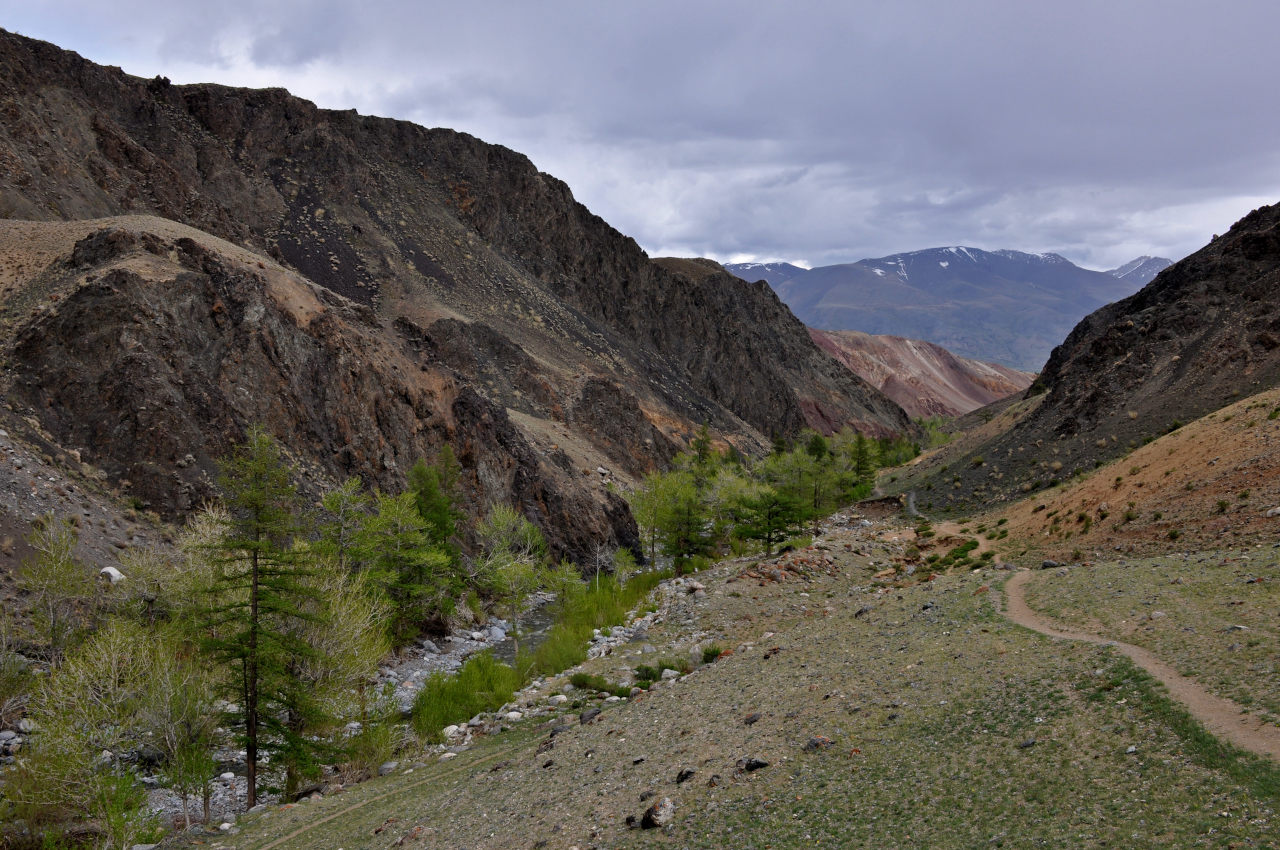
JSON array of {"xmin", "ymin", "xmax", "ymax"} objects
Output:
[
  {"xmin": 1106, "ymin": 255, "xmax": 1173, "ymax": 286},
  {"xmin": 728, "ymin": 247, "xmax": 1149, "ymax": 371}
]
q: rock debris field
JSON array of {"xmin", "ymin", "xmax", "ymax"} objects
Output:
[{"xmin": 167, "ymin": 512, "xmax": 1277, "ymax": 849}]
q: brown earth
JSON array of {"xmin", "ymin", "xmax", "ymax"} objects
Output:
[
  {"xmin": 990, "ymin": 386, "xmax": 1280, "ymax": 562},
  {"xmin": 810, "ymin": 328, "xmax": 1035, "ymax": 418}
]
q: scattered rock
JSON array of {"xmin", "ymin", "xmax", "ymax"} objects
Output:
[
  {"xmin": 736, "ymin": 757, "xmax": 769, "ymax": 773},
  {"xmin": 803, "ymin": 736, "xmax": 833, "ymax": 752},
  {"xmin": 378, "ymin": 761, "xmax": 399, "ymax": 776},
  {"xmin": 743, "ymin": 712, "xmax": 762, "ymax": 726},
  {"xmin": 675, "ymin": 768, "xmax": 696, "ymax": 783},
  {"xmin": 640, "ymin": 797, "xmax": 675, "ymax": 829},
  {"xmin": 1041, "ymin": 560, "xmax": 1061, "ymax": 569},
  {"xmin": 1018, "ymin": 739, "xmax": 1036, "ymax": 749},
  {"xmin": 579, "ymin": 708, "xmax": 602, "ymax": 725},
  {"xmin": 660, "ymin": 668, "xmax": 680, "ymax": 680}
]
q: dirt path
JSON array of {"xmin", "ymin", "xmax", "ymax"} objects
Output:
[{"xmin": 1004, "ymin": 569, "xmax": 1280, "ymax": 761}]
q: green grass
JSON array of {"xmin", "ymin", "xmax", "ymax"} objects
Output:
[
  {"xmin": 568, "ymin": 672, "xmax": 632, "ymax": 698},
  {"xmin": 1022, "ymin": 551, "xmax": 1280, "ymax": 724},
  {"xmin": 411, "ymin": 651, "xmax": 522, "ymax": 742},
  {"xmin": 1089, "ymin": 657, "xmax": 1280, "ymax": 801},
  {"xmin": 522, "ymin": 570, "xmax": 670, "ymax": 678}
]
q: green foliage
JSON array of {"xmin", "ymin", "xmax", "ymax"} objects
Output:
[
  {"xmin": 733, "ymin": 485, "xmax": 804, "ymax": 555},
  {"xmin": 477, "ymin": 504, "xmax": 553, "ymax": 655},
  {"xmin": 0, "ymin": 610, "xmax": 31, "ymax": 727},
  {"xmin": 524, "ymin": 570, "xmax": 668, "ymax": 678},
  {"xmin": 197, "ymin": 426, "xmax": 325, "ymax": 807},
  {"xmin": 8, "ymin": 620, "xmax": 197, "ymax": 842},
  {"xmin": 358, "ymin": 490, "xmax": 455, "ymax": 644},
  {"xmin": 318, "ymin": 475, "xmax": 372, "ymax": 571},
  {"xmin": 17, "ymin": 513, "xmax": 95, "ymax": 663},
  {"xmin": 407, "ymin": 446, "xmax": 465, "ymax": 558},
  {"xmin": 568, "ymin": 672, "xmax": 631, "ymax": 698},
  {"xmin": 915, "ymin": 416, "xmax": 954, "ymax": 448},
  {"xmin": 803, "ymin": 430, "xmax": 829, "ymax": 460},
  {"xmin": 411, "ymin": 651, "xmax": 522, "ymax": 742},
  {"xmin": 702, "ymin": 644, "xmax": 724, "ymax": 663}
]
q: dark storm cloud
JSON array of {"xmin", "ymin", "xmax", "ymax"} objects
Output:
[{"xmin": 7, "ymin": 0, "xmax": 1280, "ymax": 267}]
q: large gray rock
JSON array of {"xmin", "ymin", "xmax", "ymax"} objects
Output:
[{"xmin": 641, "ymin": 797, "xmax": 675, "ymax": 829}]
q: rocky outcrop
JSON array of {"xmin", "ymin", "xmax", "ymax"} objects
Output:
[
  {"xmin": 0, "ymin": 29, "xmax": 913, "ymax": 563},
  {"xmin": 0, "ymin": 28, "xmax": 910, "ymax": 443},
  {"xmin": 888, "ymin": 203, "xmax": 1280, "ymax": 510},
  {"xmin": 2, "ymin": 218, "xmax": 636, "ymax": 563}
]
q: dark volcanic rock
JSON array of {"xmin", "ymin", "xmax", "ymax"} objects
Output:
[
  {"xmin": 0, "ymin": 28, "xmax": 910, "ymax": 443},
  {"xmin": 894, "ymin": 203, "xmax": 1280, "ymax": 510},
  {"xmin": 0, "ymin": 29, "xmax": 913, "ymax": 567},
  {"xmin": 3, "ymin": 220, "xmax": 636, "ymax": 563}
]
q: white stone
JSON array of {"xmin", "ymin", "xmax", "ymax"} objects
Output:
[
  {"xmin": 660, "ymin": 668, "xmax": 680, "ymax": 680},
  {"xmin": 219, "ymin": 823, "xmax": 234, "ymax": 832},
  {"xmin": 99, "ymin": 565, "xmax": 126, "ymax": 584},
  {"xmin": 504, "ymin": 711, "xmax": 523, "ymax": 721},
  {"xmin": 443, "ymin": 724, "xmax": 460, "ymax": 738},
  {"xmin": 220, "ymin": 772, "xmax": 236, "ymax": 782},
  {"xmin": 549, "ymin": 694, "xmax": 568, "ymax": 705}
]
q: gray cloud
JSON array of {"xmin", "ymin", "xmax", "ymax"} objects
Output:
[{"xmin": 7, "ymin": 0, "xmax": 1280, "ymax": 268}]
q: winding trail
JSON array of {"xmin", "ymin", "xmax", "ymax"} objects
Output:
[{"xmin": 1004, "ymin": 569, "xmax": 1280, "ymax": 761}]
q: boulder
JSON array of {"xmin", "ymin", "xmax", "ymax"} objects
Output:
[{"xmin": 640, "ymin": 797, "xmax": 675, "ymax": 829}]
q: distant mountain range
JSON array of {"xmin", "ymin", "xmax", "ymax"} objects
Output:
[
  {"xmin": 887, "ymin": 203, "xmax": 1280, "ymax": 512},
  {"xmin": 728, "ymin": 249, "xmax": 1173, "ymax": 371}
]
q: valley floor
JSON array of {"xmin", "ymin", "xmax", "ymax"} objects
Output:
[{"xmin": 186, "ymin": 515, "xmax": 1278, "ymax": 850}]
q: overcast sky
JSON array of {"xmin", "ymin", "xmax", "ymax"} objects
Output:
[{"xmin": 6, "ymin": 1, "xmax": 1280, "ymax": 269}]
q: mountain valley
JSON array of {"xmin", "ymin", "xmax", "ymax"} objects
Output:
[{"xmin": 0, "ymin": 25, "xmax": 1277, "ymax": 850}]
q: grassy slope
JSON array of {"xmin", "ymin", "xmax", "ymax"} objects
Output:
[
  {"xmin": 1022, "ymin": 550, "xmax": 1280, "ymax": 728},
  {"xmin": 205, "ymin": 517, "xmax": 1279, "ymax": 850}
]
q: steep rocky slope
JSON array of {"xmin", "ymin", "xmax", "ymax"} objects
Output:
[
  {"xmin": 0, "ymin": 217, "xmax": 638, "ymax": 561},
  {"xmin": 887, "ymin": 203, "xmax": 1280, "ymax": 513},
  {"xmin": 0, "ymin": 29, "xmax": 912, "ymax": 560},
  {"xmin": 809, "ymin": 329, "xmax": 1034, "ymax": 418}
]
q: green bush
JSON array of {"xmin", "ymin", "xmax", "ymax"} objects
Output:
[
  {"xmin": 702, "ymin": 644, "xmax": 724, "ymax": 664},
  {"xmin": 343, "ymin": 721, "xmax": 398, "ymax": 781},
  {"xmin": 568, "ymin": 672, "xmax": 631, "ymax": 698},
  {"xmin": 411, "ymin": 651, "xmax": 521, "ymax": 742},
  {"xmin": 525, "ymin": 570, "xmax": 668, "ymax": 678}
]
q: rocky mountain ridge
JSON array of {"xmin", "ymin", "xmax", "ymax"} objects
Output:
[
  {"xmin": 728, "ymin": 247, "xmax": 1148, "ymax": 370},
  {"xmin": 1106, "ymin": 255, "xmax": 1174, "ymax": 285},
  {"xmin": 0, "ymin": 29, "xmax": 912, "ymax": 562},
  {"xmin": 886, "ymin": 203, "xmax": 1280, "ymax": 511},
  {"xmin": 809, "ymin": 329, "xmax": 1035, "ymax": 418}
]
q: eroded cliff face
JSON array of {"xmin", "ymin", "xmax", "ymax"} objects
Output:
[
  {"xmin": 809, "ymin": 329, "xmax": 1035, "ymax": 418},
  {"xmin": 0, "ymin": 29, "xmax": 912, "ymax": 563},
  {"xmin": 0, "ymin": 28, "xmax": 909, "ymax": 446},
  {"xmin": 1, "ymin": 218, "xmax": 637, "ymax": 562}
]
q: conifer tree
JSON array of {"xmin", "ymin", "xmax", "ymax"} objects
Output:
[
  {"xmin": 408, "ymin": 446, "xmax": 465, "ymax": 557},
  {"xmin": 198, "ymin": 427, "xmax": 320, "ymax": 809}
]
